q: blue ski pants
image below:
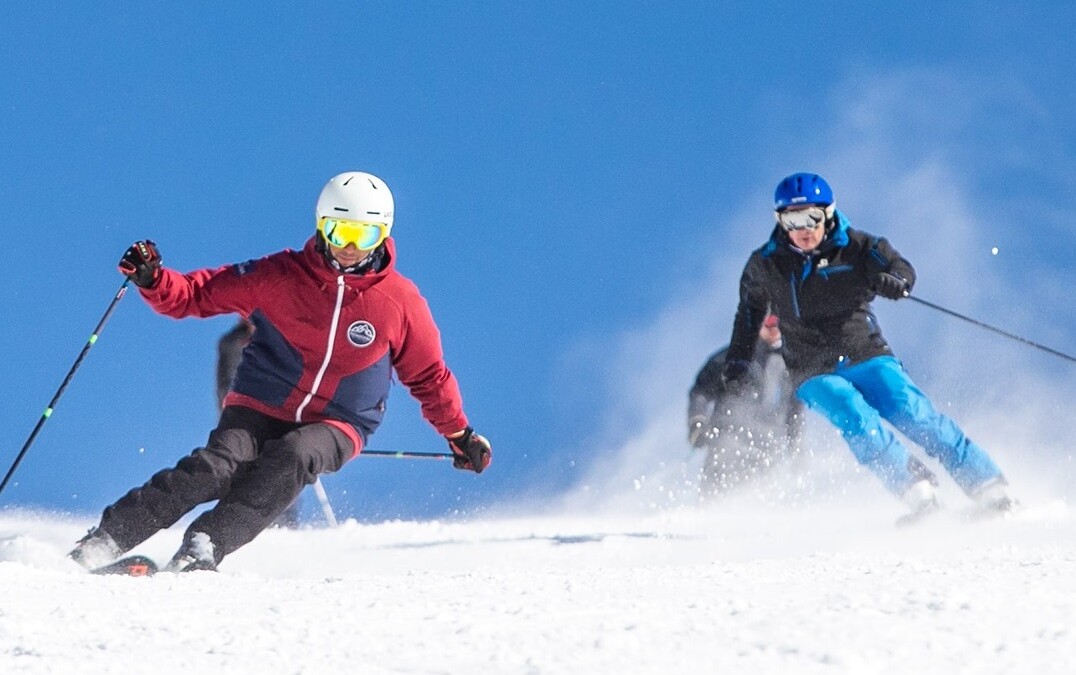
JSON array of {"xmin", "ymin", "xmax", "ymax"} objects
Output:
[{"xmin": 796, "ymin": 355, "xmax": 1002, "ymax": 496}]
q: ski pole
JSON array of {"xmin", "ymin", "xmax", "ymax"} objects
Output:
[
  {"xmin": 360, "ymin": 450, "xmax": 455, "ymax": 459},
  {"xmin": 0, "ymin": 280, "xmax": 131, "ymax": 498},
  {"xmin": 311, "ymin": 477, "xmax": 337, "ymax": 527},
  {"xmin": 906, "ymin": 294, "xmax": 1076, "ymax": 365}
]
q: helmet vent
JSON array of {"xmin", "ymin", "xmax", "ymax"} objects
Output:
[
  {"xmin": 334, "ymin": 207, "xmax": 349, "ymax": 212},
  {"xmin": 342, "ymin": 176, "xmax": 354, "ymax": 186}
]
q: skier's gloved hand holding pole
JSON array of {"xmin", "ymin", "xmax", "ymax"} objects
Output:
[
  {"xmin": 872, "ymin": 271, "xmax": 910, "ymax": 300},
  {"xmin": 118, "ymin": 240, "xmax": 163, "ymax": 289},
  {"xmin": 447, "ymin": 427, "xmax": 492, "ymax": 473}
]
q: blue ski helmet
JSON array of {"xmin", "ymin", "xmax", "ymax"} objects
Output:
[{"xmin": 774, "ymin": 173, "xmax": 834, "ymax": 210}]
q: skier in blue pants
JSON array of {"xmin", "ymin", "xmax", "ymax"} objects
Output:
[
  {"xmin": 797, "ymin": 356, "xmax": 1002, "ymax": 496},
  {"xmin": 721, "ymin": 172, "xmax": 1015, "ymax": 521}
]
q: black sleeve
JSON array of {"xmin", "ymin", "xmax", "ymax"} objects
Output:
[
  {"xmin": 865, "ymin": 235, "xmax": 916, "ymax": 291},
  {"xmin": 216, "ymin": 322, "xmax": 251, "ymax": 408},
  {"xmin": 689, "ymin": 349, "xmax": 729, "ymax": 419},
  {"xmin": 726, "ymin": 256, "xmax": 768, "ymax": 365}
]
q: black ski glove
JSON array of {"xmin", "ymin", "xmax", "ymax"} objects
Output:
[
  {"xmin": 118, "ymin": 240, "xmax": 162, "ymax": 289},
  {"xmin": 872, "ymin": 272, "xmax": 910, "ymax": 300},
  {"xmin": 720, "ymin": 359, "xmax": 751, "ymax": 396},
  {"xmin": 448, "ymin": 427, "xmax": 492, "ymax": 474}
]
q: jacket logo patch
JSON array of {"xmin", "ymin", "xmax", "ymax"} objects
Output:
[{"xmin": 347, "ymin": 321, "xmax": 376, "ymax": 347}]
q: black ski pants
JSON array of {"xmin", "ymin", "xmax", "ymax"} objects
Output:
[{"xmin": 98, "ymin": 405, "xmax": 353, "ymax": 561}]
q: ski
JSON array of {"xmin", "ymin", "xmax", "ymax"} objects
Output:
[{"xmin": 90, "ymin": 554, "xmax": 159, "ymax": 577}]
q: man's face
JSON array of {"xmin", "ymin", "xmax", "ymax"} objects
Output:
[
  {"xmin": 788, "ymin": 225, "xmax": 825, "ymax": 251},
  {"xmin": 777, "ymin": 204, "xmax": 827, "ymax": 252},
  {"xmin": 317, "ymin": 216, "xmax": 390, "ymax": 268},
  {"xmin": 328, "ymin": 241, "xmax": 373, "ymax": 268},
  {"xmin": 759, "ymin": 322, "xmax": 781, "ymax": 346}
]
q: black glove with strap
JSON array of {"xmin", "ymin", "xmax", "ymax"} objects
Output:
[
  {"xmin": 448, "ymin": 427, "xmax": 492, "ymax": 474},
  {"xmin": 118, "ymin": 240, "xmax": 162, "ymax": 289},
  {"xmin": 872, "ymin": 272, "xmax": 910, "ymax": 300}
]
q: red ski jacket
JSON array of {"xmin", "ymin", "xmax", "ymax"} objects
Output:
[{"xmin": 138, "ymin": 237, "xmax": 468, "ymax": 455}]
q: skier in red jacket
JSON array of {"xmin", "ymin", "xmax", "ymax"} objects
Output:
[{"xmin": 70, "ymin": 171, "xmax": 492, "ymax": 572}]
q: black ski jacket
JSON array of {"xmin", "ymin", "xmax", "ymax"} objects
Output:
[{"xmin": 726, "ymin": 211, "xmax": 915, "ymax": 388}]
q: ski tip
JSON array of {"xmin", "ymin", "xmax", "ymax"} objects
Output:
[{"xmin": 90, "ymin": 554, "xmax": 159, "ymax": 577}]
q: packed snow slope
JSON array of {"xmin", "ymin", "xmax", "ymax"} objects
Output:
[{"xmin": 2, "ymin": 490, "xmax": 1074, "ymax": 675}]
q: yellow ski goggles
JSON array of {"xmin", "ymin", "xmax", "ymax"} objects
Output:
[{"xmin": 317, "ymin": 217, "xmax": 391, "ymax": 251}]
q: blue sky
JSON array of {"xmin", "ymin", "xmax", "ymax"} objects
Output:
[{"xmin": 1, "ymin": 3, "xmax": 1074, "ymax": 523}]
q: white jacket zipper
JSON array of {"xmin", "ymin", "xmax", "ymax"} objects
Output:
[{"xmin": 295, "ymin": 275, "xmax": 345, "ymax": 422}]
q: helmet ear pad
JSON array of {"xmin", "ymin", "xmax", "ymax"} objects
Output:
[{"xmin": 314, "ymin": 229, "xmax": 336, "ymax": 267}]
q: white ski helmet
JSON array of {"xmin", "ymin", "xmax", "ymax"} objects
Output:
[{"xmin": 315, "ymin": 171, "xmax": 394, "ymax": 230}]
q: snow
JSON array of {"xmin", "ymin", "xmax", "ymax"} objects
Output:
[{"xmin": 2, "ymin": 494, "xmax": 1074, "ymax": 674}]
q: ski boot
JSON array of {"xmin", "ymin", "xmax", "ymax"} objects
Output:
[
  {"xmin": 972, "ymin": 477, "xmax": 1018, "ymax": 516},
  {"xmin": 896, "ymin": 479, "xmax": 941, "ymax": 527},
  {"xmin": 69, "ymin": 526, "xmax": 123, "ymax": 570},
  {"xmin": 164, "ymin": 532, "xmax": 220, "ymax": 573}
]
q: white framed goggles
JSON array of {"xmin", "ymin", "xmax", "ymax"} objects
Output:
[
  {"xmin": 776, "ymin": 205, "xmax": 827, "ymax": 232},
  {"xmin": 317, "ymin": 216, "xmax": 390, "ymax": 251}
]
